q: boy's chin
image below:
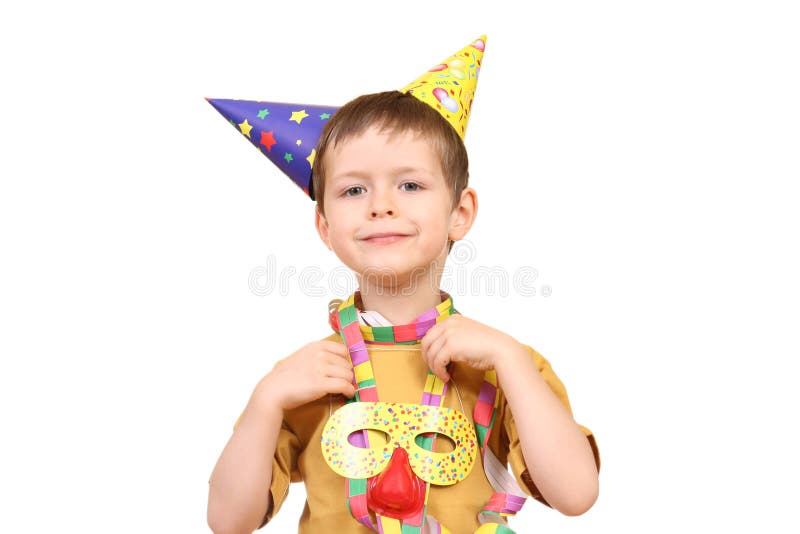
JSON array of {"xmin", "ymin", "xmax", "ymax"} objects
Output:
[{"xmin": 354, "ymin": 264, "xmax": 436, "ymax": 288}]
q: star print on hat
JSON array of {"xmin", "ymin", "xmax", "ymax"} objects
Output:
[
  {"xmin": 206, "ymin": 35, "xmax": 486, "ymax": 200},
  {"xmin": 205, "ymin": 99, "xmax": 338, "ymax": 199}
]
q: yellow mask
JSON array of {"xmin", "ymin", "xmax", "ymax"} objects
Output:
[{"xmin": 321, "ymin": 401, "xmax": 478, "ymax": 485}]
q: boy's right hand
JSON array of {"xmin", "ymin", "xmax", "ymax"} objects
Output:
[{"xmin": 255, "ymin": 340, "xmax": 355, "ymax": 412}]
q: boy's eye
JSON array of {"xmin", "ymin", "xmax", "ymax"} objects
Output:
[
  {"xmin": 401, "ymin": 182, "xmax": 421, "ymax": 192},
  {"xmin": 343, "ymin": 186, "xmax": 365, "ymax": 197}
]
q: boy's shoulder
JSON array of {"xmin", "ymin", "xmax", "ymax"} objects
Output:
[
  {"xmin": 316, "ymin": 328, "xmax": 549, "ymax": 369},
  {"xmin": 319, "ymin": 331, "xmax": 341, "ymax": 343},
  {"xmin": 311, "ymin": 326, "xmax": 553, "ymax": 383}
]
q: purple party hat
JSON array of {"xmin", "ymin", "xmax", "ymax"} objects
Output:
[{"xmin": 206, "ymin": 99, "xmax": 338, "ymax": 199}]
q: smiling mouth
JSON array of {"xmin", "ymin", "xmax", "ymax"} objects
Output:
[{"xmin": 360, "ymin": 234, "xmax": 411, "ymax": 245}]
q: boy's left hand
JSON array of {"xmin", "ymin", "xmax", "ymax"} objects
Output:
[{"xmin": 420, "ymin": 315, "xmax": 521, "ymax": 382}]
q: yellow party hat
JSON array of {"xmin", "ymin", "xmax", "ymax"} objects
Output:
[
  {"xmin": 400, "ymin": 36, "xmax": 486, "ymax": 139},
  {"xmin": 208, "ymin": 36, "xmax": 486, "ymax": 201}
]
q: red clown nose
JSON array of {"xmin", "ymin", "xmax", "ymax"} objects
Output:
[{"xmin": 367, "ymin": 447, "xmax": 426, "ymax": 520}]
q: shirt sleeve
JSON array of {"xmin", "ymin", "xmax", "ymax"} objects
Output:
[
  {"xmin": 230, "ymin": 415, "xmax": 301, "ymax": 528},
  {"xmin": 501, "ymin": 345, "xmax": 600, "ymax": 507},
  {"xmin": 262, "ymin": 421, "xmax": 301, "ymax": 526}
]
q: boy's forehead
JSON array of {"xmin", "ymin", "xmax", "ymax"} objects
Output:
[
  {"xmin": 332, "ymin": 122, "xmax": 430, "ymax": 150},
  {"xmin": 325, "ymin": 128, "xmax": 442, "ymax": 178},
  {"xmin": 327, "ymin": 164, "xmax": 437, "ymax": 184}
]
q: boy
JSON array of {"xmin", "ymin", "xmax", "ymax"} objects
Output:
[{"xmin": 207, "ymin": 38, "xmax": 599, "ymax": 534}]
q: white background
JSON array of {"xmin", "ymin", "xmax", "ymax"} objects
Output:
[{"xmin": 1, "ymin": 1, "xmax": 799, "ymax": 532}]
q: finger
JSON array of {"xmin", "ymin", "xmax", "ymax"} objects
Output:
[
  {"xmin": 424, "ymin": 331, "xmax": 449, "ymax": 373},
  {"xmin": 430, "ymin": 351, "xmax": 451, "ymax": 382},
  {"xmin": 325, "ymin": 363, "xmax": 355, "ymax": 384},
  {"xmin": 322, "ymin": 353, "xmax": 356, "ymax": 379},
  {"xmin": 420, "ymin": 321, "xmax": 444, "ymax": 355},
  {"xmin": 421, "ymin": 327, "xmax": 445, "ymax": 373},
  {"xmin": 321, "ymin": 341, "xmax": 351, "ymax": 359},
  {"xmin": 326, "ymin": 377, "xmax": 355, "ymax": 398}
]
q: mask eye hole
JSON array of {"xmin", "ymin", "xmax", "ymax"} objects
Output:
[
  {"xmin": 348, "ymin": 429, "xmax": 392, "ymax": 448},
  {"xmin": 414, "ymin": 432, "xmax": 457, "ymax": 453}
]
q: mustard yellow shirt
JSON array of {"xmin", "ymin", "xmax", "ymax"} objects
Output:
[{"xmin": 262, "ymin": 333, "xmax": 599, "ymax": 532}]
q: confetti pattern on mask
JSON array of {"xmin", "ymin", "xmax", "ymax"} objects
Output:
[{"xmin": 322, "ymin": 401, "xmax": 477, "ymax": 485}]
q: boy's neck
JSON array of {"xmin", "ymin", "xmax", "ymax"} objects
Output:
[{"xmin": 357, "ymin": 282, "xmax": 444, "ymax": 325}]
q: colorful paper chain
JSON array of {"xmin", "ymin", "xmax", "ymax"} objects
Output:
[{"xmin": 330, "ymin": 291, "xmax": 526, "ymax": 533}]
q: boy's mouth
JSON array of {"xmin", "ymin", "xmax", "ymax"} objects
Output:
[{"xmin": 360, "ymin": 232, "xmax": 412, "ymax": 245}]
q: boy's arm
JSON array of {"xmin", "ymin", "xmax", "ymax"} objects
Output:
[
  {"xmin": 495, "ymin": 343, "xmax": 599, "ymax": 516},
  {"xmin": 207, "ymin": 340, "xmax": 354, "ymax": 533},
  {"xmin": 207, "ymin": 385, "xmax": 282, "ymax": 534}
]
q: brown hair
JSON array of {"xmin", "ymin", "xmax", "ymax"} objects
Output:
[{"xmin": 311, "ymin": 91, "xmax": 469, "ymax": 252}]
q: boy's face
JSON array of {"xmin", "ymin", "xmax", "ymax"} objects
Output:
[{"xmin": 315, "ymin": 125, "xmax": 472, "ymax": 285}]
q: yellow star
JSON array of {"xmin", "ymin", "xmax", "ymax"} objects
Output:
[
  {"xmin": 238, "ymin": 119, "xmax": 253, "ymax": 138},
  {"xmin": 306, "ymin": 148, "xmax": 316, "ymax": 168},
  {"xmin": 290, "ymin": 109, "xmax": 309, "ymax": 124},
  {"xmin": 296, "ymin": 139, "xmax": 302, "ymax": 146}
]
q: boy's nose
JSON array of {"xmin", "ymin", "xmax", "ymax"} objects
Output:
[
  {"xmin": 369, "ymin": 186, "xmax": 396, "ymax": 218},
  {"xmin": 366, "ymin": 446, "xmax": 425, "ymax": 520},
  {"xmin": 370, "ymin": 208, "xmax": 394, "ymax": 218}
]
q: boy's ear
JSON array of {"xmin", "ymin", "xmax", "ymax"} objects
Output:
[
  {"xmin": 448, "ymin": 187, "xmax": 478, "ymax": 242},
  {"xmin": 315, "ymin": 205, "xmax": 333, "ymax": 250}
]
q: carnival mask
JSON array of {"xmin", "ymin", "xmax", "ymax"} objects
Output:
[{"xmin": 322, "ymin": 401, "xmax": 478, "ymax": 519}]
